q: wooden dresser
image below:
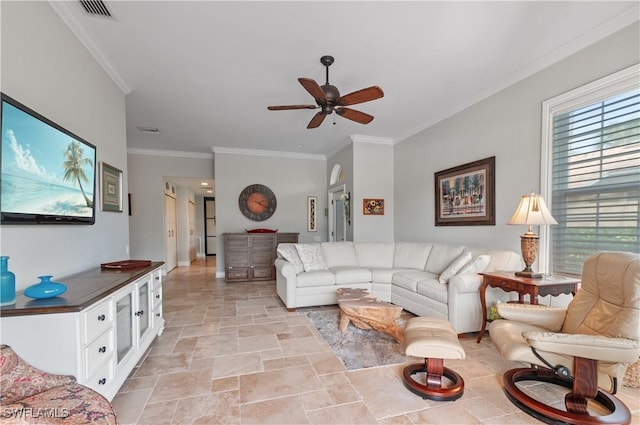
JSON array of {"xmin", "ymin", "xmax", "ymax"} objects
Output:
[{"xmin": 223, "ymin": 232, "xmax": 298, "ymax": 282}]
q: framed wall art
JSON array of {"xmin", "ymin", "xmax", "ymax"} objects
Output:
[
  {"xmin": 307, "ymin": 196, "xmax": 317, "ymax": 232},
  {"xmin": 363, "ymin": 198, "xmax": 384, "ymax": 215},
  {"xmin": 100, "ymin": 162, "xmax": 123, "ymax": 212},
  {"xmin": 434, "ymin": 156, "xmax": 495, "ymax": 226}
]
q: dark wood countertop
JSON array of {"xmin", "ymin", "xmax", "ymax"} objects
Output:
[{"xmin": 0, "ymin": 261, "xmax": 164, "ymax": 317}]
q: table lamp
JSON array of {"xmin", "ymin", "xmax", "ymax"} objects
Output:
[{"xmin": 508, "ymin": 192, "xmax": 558, "ymax": 278}]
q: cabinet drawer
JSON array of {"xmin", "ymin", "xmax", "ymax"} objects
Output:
[
  {"xmin": 83, "ymin": 300, "xmax": 113, "ymax": 343},
  {"xmin": 152, "ymin": 286, "xmax": 162, "ymax": 310},
  {"xmin": 85, "ymin": 329, "xmax": 114, "ymax": 378},
  {"xmin": 252, "ymin": 266, "xmax": 275, "ymax": 280},
  {"xmin": 225, "ymin": 267, "xmax": 250, "ymax": 281},
  {"xmin": 85, "ymin": 359, "xmax": 114, "ymax": 394},
  {"xmin": 151, "ymin": 270, "xmax": 162, "ymax": 291}
]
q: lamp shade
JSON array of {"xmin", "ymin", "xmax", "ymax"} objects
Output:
[{"xmin": 508, "ymin": 193, "xmax": 558, "ymax": 226}]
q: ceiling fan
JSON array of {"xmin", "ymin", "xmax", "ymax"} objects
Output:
[{"xmin": 267, "ymin": 55, "xmax": 384, "ymax": 129}]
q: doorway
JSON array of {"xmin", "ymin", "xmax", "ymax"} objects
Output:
[
  {"xmin": 204, "ymin": 197, "xmax": 216, "ymax": 255},
  {"xmin": 328, "ymin": 185, "xmax": 347, "ymax": 242},
  {"xmin": 164, "ymin": 191, "xmax": 178, "ymax": 272}
]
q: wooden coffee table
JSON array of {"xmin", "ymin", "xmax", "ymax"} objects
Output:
[{"xmin": 336, "ymin": 288, "xmax": 404, "ymax": 343}]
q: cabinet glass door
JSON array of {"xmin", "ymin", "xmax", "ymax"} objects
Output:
[
  {"xmin": 116, "ymin": 292, "xmax": 133, "ymax": 363},
  {"xmin": 138, "ymin": 281, "xmax": 150, "ymax": 339}
]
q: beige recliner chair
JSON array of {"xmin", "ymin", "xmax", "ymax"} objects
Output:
[{"xmin": 489, "ymin": 251, "xmax": 640, "ymax": 425}]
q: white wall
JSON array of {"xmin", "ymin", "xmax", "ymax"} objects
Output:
[
  {"xmin": 0, "ymin": 2, "xmax": 128, "ymax": 290},
  {"xmin": 127, "ymin": 150, "xmax": 213, "ymax": 268},
  {"xmin": 214, "ymin": 150, "xmax": 326, "ymax": 277},
  {"xmin": 353, "ymin": 140, "xmax": 394, "ymax": 242},
  {"xmin": 394, "ymin": 22, "xmax": 640, "ymax": 255}
]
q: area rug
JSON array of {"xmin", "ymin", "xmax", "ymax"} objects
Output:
[{"xmin": 305, "ymin": 309, "xmax": 412, "ymax": 370}]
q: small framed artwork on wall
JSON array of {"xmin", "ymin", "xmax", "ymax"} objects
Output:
[
  {"xmin": 434, "ymin": 156, "xmax": 495, "ymax": 226},
  {"xmin": 363, "ymin": 198, "xmax": 384, "ymax": 215},
  {"xmin": 100, "ymin": 162, "xmax": 123, "ymax": 212},
  {"xmin": 307, "ymin": 196, "xmax": 318, "ymax": 232}
]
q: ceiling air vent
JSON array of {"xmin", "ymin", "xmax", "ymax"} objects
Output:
[
  {"xmin": 79, "ymin": 0, "xmax": 113, "ymax": 18},
  {"xmin": 137, "ymin": 126, "xmax": 161, "ymax": 135}
]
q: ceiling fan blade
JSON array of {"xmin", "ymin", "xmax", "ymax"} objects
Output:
[
  {"xmin": 337, "ymin": 86, "xmax": 384, "ymax": 107},
  {"xmin": 336, "ymin": 107, "xmax": 374, "ymax": 125},
  {"xmin": 267, "ymin": 105, "xmax": 317, "ymax": 111},
  {"xmin": 307, "ymin": 111, "xmax": 327, "ymax": 129},
  {"xmin": 298, "ymin": 78, "xmax": 327, "ymax": 103}
]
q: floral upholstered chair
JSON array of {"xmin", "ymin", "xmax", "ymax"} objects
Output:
[{"xmin": 0, "ymin": 345, "xmax": 117, "ymax": 424}]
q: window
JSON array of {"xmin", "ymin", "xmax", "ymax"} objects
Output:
[{"xmin": 541, "ymin": 65, "xmax": 639, "ymax": 276}]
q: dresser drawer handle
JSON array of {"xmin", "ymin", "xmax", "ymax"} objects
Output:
[
  {"xmin": 97, "ymin": 314, "xmax": 106, "ymax": 321},
  {"xmin": 156, "ymin": 313, "xmax": 161, "ymax": 317},
  {"xmin": 155, "ymin": 294, "xmax": 160, "ymax": 299},
  {"xmin": 155, "ymin": 276, "xmax": 160, "ymax": 280},
  {"xmin": 98, "ymin": 378, "xmax": 107, "ymax": 385},
  {"xmin": 98, "ymin": 346, "xmax": 107, "ymax": 353}
]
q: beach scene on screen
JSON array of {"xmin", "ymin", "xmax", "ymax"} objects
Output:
[{"xmin": 1, "ymin": 101, "xmax": 95, "ymax": 217}]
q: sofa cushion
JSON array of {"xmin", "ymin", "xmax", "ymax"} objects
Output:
[
  {"xmin": 331, "ymin": 267, "xmax": 372, "ymax": 284},
  {"xmin": 369, "ymin": 268, "xmax": 412, "ymax": 284},
  {"xmin": 295, "ymin": 243, "xmax": 328, "ymax": 272},
  {"xmin": 438, "ymin": 251, "xmax": 472, "ymax": 283},
  {"xmin": 354, "ymin": 243, "xmax": 395, "ymax": 268},
  {"xmin": 393, "ymin": 243, "xmax": 433, "ymax": 269},
  {"xmin": 296, "ymin": 270, "xmax": 336, "ymax": 287},
  {"xmin": 0, "ymin": 345, "xmax": 76, "ymax": 404},
  {"xmin": 458, "ymin": 254, "xmax": 491, "ymax": 275},
  {"xmin": 392, "ymin": 270, "xmax": 439, "ymax": 292},
  {"xmin": 321, "ymin": 242, "xmax": 358, "ymax": 268},
  {"xmin": 277, "ymin": 244, "xmax": 304, "ymax": 274},
  {"xmin": 416, "ymin": 278, "xmax": 449, "ymax": 304},
  {"xmin": 424, "ymin": 244, "xmax": 466, "ymax": 274}
]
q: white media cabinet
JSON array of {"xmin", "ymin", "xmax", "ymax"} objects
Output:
[{"xmin": 0, "ymin": 262, "xmax": 164, "ymax": 401}]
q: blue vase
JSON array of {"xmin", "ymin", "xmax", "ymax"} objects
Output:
[
  {"xmin": 24, "ymin": 275, "xmax": 67, "ymax": 299},
  {"xmin": 0, "ymin": 256, "xmax": 16, "ymax": 306}
]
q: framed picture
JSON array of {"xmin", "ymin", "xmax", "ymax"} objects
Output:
[
  {"xmin": 363, "ymin": 198, "xmax": 384, "ymax": 215},
  {"xmin": 100, "ymin": 162, "xmax": 123, "ymax": 212},
  {"xmin": 307, "ymin": 196, "xmax": 317, "ymax": 232},
  {"xmin": 434, "ymin": 156, "xmax": 495, "ymax": 226}
]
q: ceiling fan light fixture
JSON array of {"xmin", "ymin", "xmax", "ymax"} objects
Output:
[{"xmin": 267, "ymin": 55, "xmax": 383, "ymax": 129}]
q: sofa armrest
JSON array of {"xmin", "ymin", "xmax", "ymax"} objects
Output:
[
  {"xmin": 275, "ymin": 258, "xmax": 297, "ymax": 309},
  {"xmin": 447, "ymin": 274, "xmax": 483, "ymax": 294}
]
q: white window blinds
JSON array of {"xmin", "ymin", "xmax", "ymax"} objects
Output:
[{"xmin": 549, "ymin": 87, "xmax": 639, "ymax": 275}]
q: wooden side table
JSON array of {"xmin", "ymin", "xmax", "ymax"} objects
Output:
[{"xmin": 476, "ymin": 271, "xmax": 580, "ymax": 343}]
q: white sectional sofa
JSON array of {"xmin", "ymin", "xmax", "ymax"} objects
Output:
[{"xmin": 275, "ymin": 241, "xmax": 523, "ymax": 334}]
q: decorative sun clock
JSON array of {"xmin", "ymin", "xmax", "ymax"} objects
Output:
[{"xmin": 238, "ymin": 184, "xmax": 277, "ymax": 221}]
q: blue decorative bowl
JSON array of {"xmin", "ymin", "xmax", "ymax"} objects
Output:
[{"xmin": 24, "ymin": 275, "xmax": 67, "ymax": 299}]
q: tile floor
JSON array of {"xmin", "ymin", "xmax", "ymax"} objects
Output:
[{"xmin": 112, "ymin": 258, "xmax": 640, "ymax": 424}]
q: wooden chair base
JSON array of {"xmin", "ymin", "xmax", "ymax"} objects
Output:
[
  {"xmin": 402, "ymin": 358, "xmax": 464, "ymax": 401},
  {"xmin": 503, "ymin": 367, "xmax": 631, "ymax": 425}
]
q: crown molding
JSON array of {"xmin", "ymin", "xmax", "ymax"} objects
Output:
[
  {"xmin": 396, "ymin": 5, "xmax": 640, "ymax": 144},
  {"xmin": 211, "ymin": 146, "xmax": 325, "ymax": 160},
  {"xmin": 49, "ymin": 1, "xmax": 132, "ymax": 95},
  {"xmin": 350, "ymin": 135, "xmax": 395, "ymax": 145},
  {"xmin": 127, "ymin": 148, "xmax": 214, "ymax": 159},
  {"xmin": 326, "ymin": 134, "xmax": 395, "ymax": 158}
]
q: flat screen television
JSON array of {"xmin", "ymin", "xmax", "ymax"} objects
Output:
[{"xmin": 1, "ymin": 93, "xmax": 96, "ymax": 224}]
